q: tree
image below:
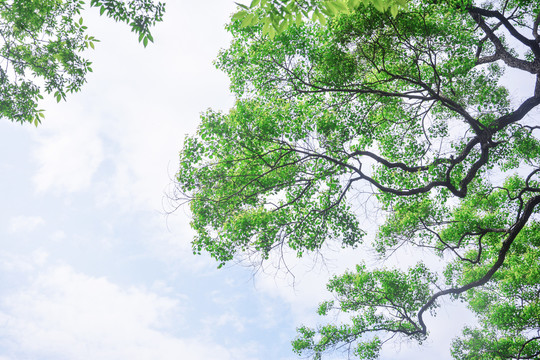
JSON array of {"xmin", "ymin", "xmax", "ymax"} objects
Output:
[
  {"xmin": 0, "ymin": 0, "xmax": 165, "ymax": 125},
  {"xmin": 176, "ymin": 0, "xmax": 540, "ymax": 358}
]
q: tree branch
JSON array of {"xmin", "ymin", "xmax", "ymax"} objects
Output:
[
  {"xmin": 469, "ymin": 6, "xmax": 540, "ymax": 58},
  {"xmin": 469, "ymin": 11, "xmax": 540, "ymax": 74}
]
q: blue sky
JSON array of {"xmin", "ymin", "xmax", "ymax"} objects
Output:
[{"xmin": 2, "ymin": 1, "xmax": 526, "ymax": 359}]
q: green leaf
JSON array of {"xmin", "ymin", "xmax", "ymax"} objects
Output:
[
  {"xmin": 262, "ymin": 21, "xmax": 272, "ymax": 36},
  {"xmin": 371, "ymin": 0, "xmax": 388, "ymax": 12},
  {"xmin": 311, "ymin": 8, "xmax": 321, "ymax": 21},
  {"xmin": 295, "ymin": 13, "xmax": 303, "ymax": 26},
  {"xmin": 235, "ymin": 2, "xmax": 249, "ymax": 9},
  {"xmin": 267, "ymin": 25, "xmax": 277, "ymax": 39},
  {"xmin": 390, "ymin": 4, "xmax": 399, "ymax": 17},
  {"xmin": 232, "ymin": 10, "xmax": 248, "ymax": 21},
  {"xmin": 278, "ymin": 19, "xmax": 288, "ymax": 32},
  {"xmin": 332, "ymin": 0, "xmax": 350, "ymax": 12},
  {"xmin": 241, "ymin": 13, "xmax": 256, "ymax": 27},
  {"xmin": 322, "ymin": 1, "xmax": 338, "ymax": 16}
]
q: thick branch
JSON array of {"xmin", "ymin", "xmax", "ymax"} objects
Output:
[
  {"xmin": 469, "ymin": 7, "xmax": 540, "ymax": 58},
  {"xmin": 469, "ymin": 11, "xmax": 540, "ymax": 74},
  {"xmin": 476, "ymin": 54, "xmax": 500, "ymax": 65},
  {"xmin": 534, "ymin": 11, "xmax": 540, "ymax": 43},
  {"xmin": 493, "ymin": 95, "xmax": 540, "ymax": 130},
  {"xmin": 350, "ymin": 150, "xmax": 431, "ymax": 172}
]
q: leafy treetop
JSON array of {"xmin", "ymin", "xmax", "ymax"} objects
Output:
[{"xmin": 232, "ymin": 0, "xmax": 408, "ymax": 37}]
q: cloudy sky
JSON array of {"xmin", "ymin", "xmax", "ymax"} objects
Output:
[{"xmin": 1, "ymin": 1, "xmax": 522, "ymax": 359}]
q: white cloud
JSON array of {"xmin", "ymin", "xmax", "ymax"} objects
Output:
[
  {"xmin": 204, "ymin": 311, "xmax": 247, "ymax": 333},
  {"xmin": 32, "ymin": 115, "xmax": 104, "ymax": 193},
  {"xmin": 49, "ymin": 230, "xmax": 67, "ymax": 242},
  {"xmin": 0, "ymin": 263, "xmax": 245, "ymax": 360},
  {"xmin": 0, "ymin": 250, "xmax": 48, "ymax": 273},
  {"xmin": 9, "ymin": 215, "xmax": 45, "ymax": 233}
]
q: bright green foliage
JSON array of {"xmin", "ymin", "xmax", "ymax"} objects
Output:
[
  {"xmin": 450, "ymin": 231, "xmax": 540, "ymax": 359},
  {"xmin": 177, "ymin": 0, "xmax": 540, "ymax": 358},
  {"xmin": 292, "ymin": 263, "xmax": 437, "ymax": 359},
  {"xmin": 180, "ymin": 103, "xmax": 365, "ymax": 266},
  {"xmin": 0, "ymin": 0, "xmax": 164, "ymax": 125},
  {"xmin": 89, "ymin": 0, "xmax": 163, "ymax": 47},
  {"xmin": 447, "ymin": 187, "xmax": 540, "ymax": 359},
  {"xmin": 232, "ymin": 0, "xmax": 408, "ymax": 37}
]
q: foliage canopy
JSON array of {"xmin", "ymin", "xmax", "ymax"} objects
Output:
[
  {"xmin": 177, "ymin": 0, "xmax": 540, "ymax": 358},
  {"xmin": 0, "ymin": 0, "xmax": 164, "ymax": 125},
  {"xmin": 232, "ymin": 0, "xmax": 407, "ymax": 37}
]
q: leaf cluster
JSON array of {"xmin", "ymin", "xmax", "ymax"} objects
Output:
[
  {"xmin": 232, "ymin": 0, "xmax": 407, "ymax": 38},
  {"xmin": 0, "ymin": 0, "xmax": 165, "ymax": 125},
  {"xmin": 292, "ymin": 263, "xmax": 438, "ymax": 359}
]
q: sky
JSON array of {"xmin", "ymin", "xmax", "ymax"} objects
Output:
[{"xmin": 2, "ymin": 1, "xmax": 532, "ymax": 359}]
